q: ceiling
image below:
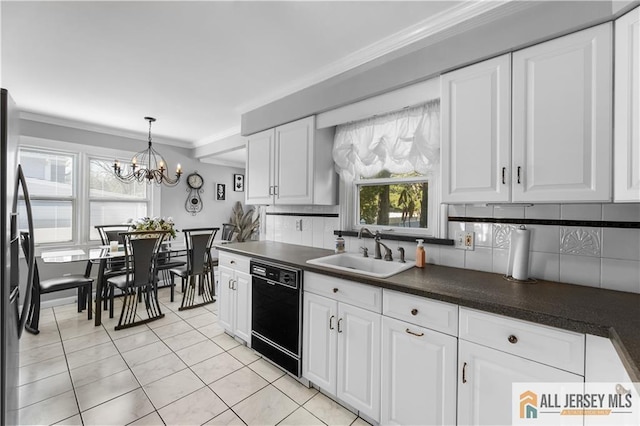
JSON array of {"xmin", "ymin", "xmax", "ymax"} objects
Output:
[{"xmin": 1, "ymin": 0, "xmax": 462, "ymax": 153}]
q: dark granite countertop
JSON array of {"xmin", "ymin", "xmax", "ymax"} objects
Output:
[{"xmin": 216, "ymin": 241, "xmax": 640, "ymax": 382}]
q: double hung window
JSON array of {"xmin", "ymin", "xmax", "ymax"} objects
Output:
[
  {"xmin": 18, "ymin": 149, "xmax": 76, "ymax": 244},
  {"xmin": 18, "ymin": 142, "xmax": 154, "ymax": 247}
]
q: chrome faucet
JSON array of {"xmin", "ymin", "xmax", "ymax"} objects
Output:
[{"xmin": 358, "ymin": 228, "xmax": 393, "ymax": 261}]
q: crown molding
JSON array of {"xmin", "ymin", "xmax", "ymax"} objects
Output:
[
  {"xmin": 20, "ymin": 111, "xmax": 193, "ymax": 149},
  {"xmin": 239, "ymin": 0, "xmax": 519, "ymax": 114}
]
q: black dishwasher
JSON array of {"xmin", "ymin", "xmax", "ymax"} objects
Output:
[{"xmin": 250, "ymin": 260, "xmax": 302, "ymax": 377}]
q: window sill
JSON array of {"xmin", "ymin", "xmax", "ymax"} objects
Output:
[{"xmin": 334, "ymin": 230, "xmax": 454, "ymax": 246}]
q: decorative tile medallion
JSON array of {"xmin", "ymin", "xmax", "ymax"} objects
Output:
[
  {"xmin": 494, "ymin": 224, "xmax": 517, "ymax": 248},
  {"xmin": 560, "ymin": 227, "xmax": 601, "ymax": 256}
]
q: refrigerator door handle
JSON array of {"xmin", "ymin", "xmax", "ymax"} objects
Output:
[{"xmin": 12, "ymin": 165, "xmax": 35, "ymax": 338}]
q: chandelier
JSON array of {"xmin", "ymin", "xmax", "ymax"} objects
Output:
[{"xmin": 113, "ymin": 117, "xmax": 182, "ymax": 186}]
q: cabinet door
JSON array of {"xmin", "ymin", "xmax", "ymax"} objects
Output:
[
  {"xmin": 512, "ymin": 23, "xmax": 612, "ymax": 202},
  {"xmin": 337, "ymin": 302, "xmax": 381, "ymax": 422},
  {"xmin": 614, "ymin": 7, "xmax": 640, "ymax": 202},
  {"xmin": 457, "ymin": 340, "xmax": 583, "ymax": 426},
  {"xmin": 275, "ymin": 116, "xmax": 314, "ymax": 204},
  {"xmin": 218, "ymin": 266, "xmax": 234, "ymax": 333},
  {"xmin": 246, "ymin": 128, "xmax": 275, "ymax": 204},
  {"xmin": 302, "ymin": 292, "xmax": 337, "ymax": 394},
  {"xmin": 234, "ymin": 271, "xmax": 252, "ymax": 345},
  {"xmin": 381, "ymin": 317, "xmax": 457, "ymax": 426},
  {"xmin": 441, "ymin": 54, "xmax": 511, "ymax": 203}
]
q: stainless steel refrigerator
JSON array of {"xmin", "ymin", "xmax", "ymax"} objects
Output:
[{"xmin": 1, "ymin": 88, "xmax": 35, "ymax": 425}]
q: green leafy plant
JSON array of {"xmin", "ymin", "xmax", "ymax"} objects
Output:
[{"xmin": 229, "ymin": 202, "xmax": 260, "ymax": 242}]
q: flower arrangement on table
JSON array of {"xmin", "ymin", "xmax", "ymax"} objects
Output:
[{"xmin": 128, "ymin": 217, "xmax": 177, "ymax": 239}]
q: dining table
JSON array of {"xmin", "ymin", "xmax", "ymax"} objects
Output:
[{"xmin": 41, "ymin": 241, "xmax": 188, "ymax": 327}]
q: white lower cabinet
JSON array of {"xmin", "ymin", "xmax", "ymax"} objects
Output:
[
  {"xmin": 303, "ymin": 291, "xmax": 381, "ymax": 422},
  {"xmin": 457, "ymin": 340, "xmax": 583, "ymax": 426},
  {"xmin": 381, "ymin": 316, "xmax": 457, "ymax": 426},
  {"xmin": 218, "ymin": 254, "xmax": 251, "ymax": 344}
]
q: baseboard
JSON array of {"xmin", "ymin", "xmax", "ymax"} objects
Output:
[{"xmin": 40, "ymin": 296, "xmax": 79, "ymax": 309}]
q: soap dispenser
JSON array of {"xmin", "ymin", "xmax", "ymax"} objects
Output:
[
  {"xmin": 335, "ymin": 232, "xmax": 345, "ymax": 253},
  {"xmin": 415, "ymin": 239, "xmax": 426, "ymax": 268}
]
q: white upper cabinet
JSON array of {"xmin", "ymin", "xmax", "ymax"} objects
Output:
[
  {"xmin": 245, "ymin": 128, "xmax": 275, "ymax": 205},
  {"xmin": 614, "ymin": 7, "xmax": 640, "ymax": 202},
  {"xmin": 442, "ymin": 24, "xmax": 613, "ymax": 204},
  {"xmin": 245, "ymin": 116, "xmax": 337, "ymax": 205},
  {"xmin": 512, "ymin": 23, "xmax": 612, "ymax": 202},
  {"xmin": 441, "ymin": 54, "xmax": 512, "ymax": 204}
]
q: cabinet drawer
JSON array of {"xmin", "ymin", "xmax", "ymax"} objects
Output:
[
  {"xmin": 218, "ymin": 252, "xmax": 250, "ymax": 274},
  {"xmin": 304, "ymin": 272, "xmax": 382, "ymax": 313},
  {"xmin": 459, "ymin": 308, "xmax": 585, "ymax": 375},
  {"xmin": 383, "ymin": 289, "xmax": 458, "ymax": 336}
]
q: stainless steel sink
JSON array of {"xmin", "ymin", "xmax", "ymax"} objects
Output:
[{"xmin": 306, "ymin": 253, "xmax": 414, "ymax": 278}]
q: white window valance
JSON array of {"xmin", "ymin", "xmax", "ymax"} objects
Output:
[{"xmin": 332, "ymin": 99, "xmax": 440, "ymax": 180}]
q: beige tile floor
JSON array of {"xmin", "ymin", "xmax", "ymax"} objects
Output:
[{"xmin": 17, "ymin": 286, "xmax": 370, "ymax": 426}]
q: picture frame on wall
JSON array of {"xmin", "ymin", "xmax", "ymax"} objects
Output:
[
  {"xmin": 234, "ymin": 174, "xmax": 244, "ymax": 192},
  {"xmin": 216, "ymin": 183, "xmax": 226, "ymax": 201}
]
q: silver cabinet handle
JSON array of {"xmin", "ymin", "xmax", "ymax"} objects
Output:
[
  {"xmin": 462, "ymin": 362, "xmax": 468, "ymax": 384},
  {"xmin": 269, "ymin": 186, "xmax": 274, "ymax": 195},
  {"xmin": 228, "ymin": 279, "xmax": 233, "ymax": 289},
  {"xmin": 337, "ymin": 318, "xmax": 343, "ymax": 333},
  {"xmin": 405, "ymin": 328, "xmax": 424, "ymax": 337},
  {"xmin": 329, "ymin": 315, "xmax": 335, "ymax": 330},
  {"xmin": 502, "ymin": 167, "xmax": 506, "ymax": 185},
  {"xmin": 517, "ymin": 166, "xmax": 522, "ymax": 184},
  {"xmin": 274, "ymin": 185, "xmax": 279, "ymax": 196}
]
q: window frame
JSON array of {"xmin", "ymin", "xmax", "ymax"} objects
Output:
[
  {"xmin": 340, "ymin": 171, "xmax": 442, "ymax": 238},
  {"xmin": 87, "ymin": 155, "xmax": 150, "ymax": 242},
  {"xmin": 19, "ymin": 136, "xmax": 160, "ymax": 251},
  {"xmin": 18, "ymin": 146, "xmax": 78, "ymax": 245}
]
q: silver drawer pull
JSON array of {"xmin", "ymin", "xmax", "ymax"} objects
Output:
[
  {"xmin": 405, "ymin": 328, "xmax": 424, "ymax": 337},
  {"xmin": 508, "ymin": 335, "xmax": 518, "ymax": 344},
  {"xmin": 333, "ymin": 288, "xmax": 339, "ymax": 293},
  {"xmin": 411, "ymin": 308, "xmax": 418, "ymax": 316}
]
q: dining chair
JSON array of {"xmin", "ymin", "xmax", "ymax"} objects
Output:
[
  {"xmin": 20, "ymin": 232, "xmax": 93, "ymax": 335},
  {"xmin": 221, "ymin": 223, "xmax": 236, "ymax": 242},
  {"xmin": 95, "ymin": 224, "xmax": 133, "ymax": 309},
  {"xmin": 169, "ymin": 227, "xmax": 219, "ymax": 311},
  {"xmin": 106, "ymin": 230, "xmax": 170, "ymax": 330}
]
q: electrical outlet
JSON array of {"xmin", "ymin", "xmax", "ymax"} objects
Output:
[
  {"xmin": 295, "ymin": 219, "xmax": 302, "ymax": 231},
  {"xmin": 454, "ymin": 231, "xmax": 475, "ymax": 250}
]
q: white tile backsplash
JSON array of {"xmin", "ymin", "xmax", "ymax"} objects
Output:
[
  {"xmin": 525, "ymin": 204, "xmax": 560, "ymax": 220},
  {"xmin": 560, "ymin": 254, "xmax": 601, "ymax": 288},
  {"xmin": 602, "ymin": 204, "xmax": 640, "ymax": 222},
  {"xmin": 265, "ymin": 202, "xmax": 640, "ymax": 294},
  {"xmin": 529, "ymin": 252, "xmax": 560, "ymax": 282},
  {"xmin": 465, "ymin": 247, "xmax": 493, "ymax": 273},
  {"xmin": 439, "ymin": 246, "xmax": 465, "ymax": 268},
  {"xmin": 560, "ymin": 227, "xmax": 601, "ymax": 257},
  {"xmin": 600, "ymin": 258, "xmax": 640, "ymax": 293},
  {"xmin": 601, "ymin": 228, "xmax": 640, "ymax": 261},
  {"xmin": 561, "ymin": 204, "xmax": 602, "ymax": 221},
  {"xmin": 467, "ymin": 222, "xmax": 492, "ymax": 247},
  {"xmin": 529, "ymin": 225, "xmax": 559, "ymax": 254}
]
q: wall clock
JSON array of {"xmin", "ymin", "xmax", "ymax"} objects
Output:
[{"xmin": 185, "ymin": 172, "xmax": 204, "ymax": 215}]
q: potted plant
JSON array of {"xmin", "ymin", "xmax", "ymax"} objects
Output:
[{"xmin": 229, "ymin": 202, "xmax": 259, "ymax": 242}]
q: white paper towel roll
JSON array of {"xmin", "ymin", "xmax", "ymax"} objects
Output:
[{"xmin": 507, "ymin": 226, "xmax": 531, "ymax": 281}]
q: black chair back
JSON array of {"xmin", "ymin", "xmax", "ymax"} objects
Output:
[
  {"xmin": 95, "ymin": 224, "xmax": 132, "ymax": 245},
  {"xmin": 183, "ymin": 228, "xmax": 219, "ymax": 275},
  {"xmin": 19, "ymin": 232, "xmax": 41, "ymax": 294},
  {"xmin": 221, "ymin": 223, "xmax": 236, "ymax": 241},
  {"xmin": 121, "ymin": 230, "xmax": 169, "ymax": 288}
]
